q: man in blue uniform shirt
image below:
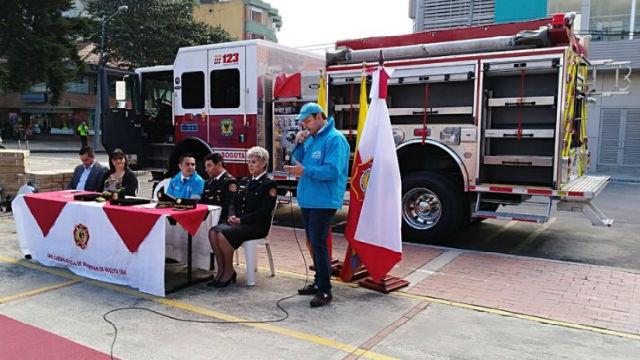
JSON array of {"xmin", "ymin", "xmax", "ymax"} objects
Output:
[{"xmin": 166, "ymin": 153, "xmax": 205, "ymax": 199}]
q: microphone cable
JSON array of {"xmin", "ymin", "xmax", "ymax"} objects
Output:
[{"xmin": 102, "ymin": 185, "xmax": 312, "ymax": 360}]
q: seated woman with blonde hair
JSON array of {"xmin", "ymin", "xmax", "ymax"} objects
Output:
[{"xmin": 207, "ymin": 146, "xmax": 277, "ymax": 287}]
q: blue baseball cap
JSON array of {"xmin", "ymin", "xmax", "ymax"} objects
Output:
[{"xmin": 295, "ymin": 102, "xmax": 325, "ymax": 121}]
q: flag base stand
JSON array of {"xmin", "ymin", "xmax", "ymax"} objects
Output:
[
  {"xmin": 335, "ymin": 262, "xmax": 370, "ymax": 281},
  {"xmin": 358, "ymin": 275, "xmax": 409, "ymax": 294},
  {"xmin": 310, "ymin": 259, "xmax": 342, "ymax": 276}
]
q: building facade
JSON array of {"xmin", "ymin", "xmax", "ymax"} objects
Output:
[
  {"xmin": 410, "ymin": 0, "xmax": 640, "ymax": 177},
  {"xmin": 549, "ymin": 0, "xmax": 640, "ymax": 176},
  {"xmin": 0, "ymin": 42, "xmax": 124, "ymax": 142},
  {"xmin": 194, "ymin": 0, "xmax": 282, "ymax": 42}
]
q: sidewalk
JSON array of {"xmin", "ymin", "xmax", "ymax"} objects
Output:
[
  {"xmin": 1, "ymin": 139, "xmax": 105, "ymax": 153},
  {"xmin": 256, "ymin": 226, "xmax": 640, "ymax": 337},
  {"xmin": 2, "ymin": 214, "xmax": 640, "ymax": 359}
]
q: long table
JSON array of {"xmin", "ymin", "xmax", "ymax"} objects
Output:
[{"xmin": 12, "ymin": 191, "xmax": 220, "ymax": 296}]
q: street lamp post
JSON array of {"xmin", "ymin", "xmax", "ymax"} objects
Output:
[{"xmin": 93, "ymin": 5, "xmax": 128, "ymax": 151}]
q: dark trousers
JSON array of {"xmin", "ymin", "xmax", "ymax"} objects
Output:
[
  {"xmin": 80, "ymin": 135, "xmax": 87, "ymax": 147},
  {"xmin": 301, "ymin": 208, "xmax": 336, "ymax": 294}
]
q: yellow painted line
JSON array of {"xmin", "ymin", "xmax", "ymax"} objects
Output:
[
  {"xmin": 250, "ymin": 258, "xmax": 640, "ymax": 342},
  {"xmin": 0, "ymin": 255, "xmax": 395, "ymax": 360},
  {"xmin": 247, "ymin": 263, "xmax": 361, "ymax": 289},
  {"xmin": 393, "ymin": 291, "xmax": 640, "ymax": 341},
  {"xmin": 0, "ymin": 255, "xmax": 86, "ymax": 281},
  {"xmin": 509, "ymin": 217, "xmax": 557, "ymax": 254},
  {"xmin": 0, "ymin": 279, "xmax": 80, "ymax": 304}
]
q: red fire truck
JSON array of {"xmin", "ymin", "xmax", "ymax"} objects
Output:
[{"xmin": 103, "ymin": 14, "xmax": 628, "ymax": 242}]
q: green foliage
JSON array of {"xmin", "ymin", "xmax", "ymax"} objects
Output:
[
  {"xmin": 84, "ymin": 0, "xmax": 235, "ymax": 68},
  {"xmin": 0, "ymin": 0, "xmax": 86, "ymax": 104}
]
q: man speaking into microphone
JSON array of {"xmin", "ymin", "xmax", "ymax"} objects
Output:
[{"xmin": 284, "ymin": 102, "xmax": 350, "ymax": 308}]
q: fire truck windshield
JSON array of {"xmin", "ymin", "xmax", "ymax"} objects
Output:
[{"xmin": 141, "ymin": 70, "xmax": 173, "ymax": 143}]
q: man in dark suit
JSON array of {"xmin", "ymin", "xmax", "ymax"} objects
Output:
[
  {"xmin": 66, "ymin": 146, "xmax": 108, "ymax": 191},
  {"xmin": 201, "ymin": 152, "xmax": 237, "ymax": 222}
]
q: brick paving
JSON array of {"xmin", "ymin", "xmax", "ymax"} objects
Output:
[
  {"xmin": 245, "ymin": 226, "xmax": 444, "ymax": 278},
  {"xmin": 408, "ymin": 253, "xmax": 640, "ymax": 335},
  {"xmin": 254, "ymin": 228, "xmax": 640, "ymax": 335}
]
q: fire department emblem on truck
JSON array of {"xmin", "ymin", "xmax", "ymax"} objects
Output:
[
  {"xmin": 73, "ymin": 224, "xmax": 90, "ymax": 250},
  {"xmin": 221, "ymin": 119, "xmax": 233, "ymax": 136}
]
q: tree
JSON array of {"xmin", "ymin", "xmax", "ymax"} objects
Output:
[
  {"xmin": 0, "ymin": 0, "xmax": 86, "ymax": 104},
  {"xmin": 83, "ymin": 0, "xmax": 235, "ymax": 69}
]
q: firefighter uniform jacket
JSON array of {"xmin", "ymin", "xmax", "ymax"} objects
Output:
[
  {"xmin": 201, "ymin": 171, "xmax": 237, "ymax": 221},
  {"xmin": 230, "ymin": 173, "xmax": 277, "ymax": 229}
]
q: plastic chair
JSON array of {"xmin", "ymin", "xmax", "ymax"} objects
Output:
[
  {"xmin": 235, "ymin": 205, "xmax": 277, "ymax": 286},
  {"xmin": 152, "ymin": 178, "xmax": 171, "ymax": 200}
]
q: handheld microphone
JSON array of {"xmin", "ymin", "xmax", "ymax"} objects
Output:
[{"xmin": 287, "ymin": 130, "xmax": 309, "ymax": 166}]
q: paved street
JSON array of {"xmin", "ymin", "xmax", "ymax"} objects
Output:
[{"xmin": 1, "ymin": 155, "xmax": 640, "ymax": 359}]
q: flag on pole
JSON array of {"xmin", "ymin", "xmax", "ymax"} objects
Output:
[
  {"xmin": 340, "ymin": 66, "xmax": 370, "ymax": 281},
  {"xmin": 342, "ymin": 66, "xmax": 402, "ymax": 283},
  {"xmin": 317, "ymin": 69, "xmax": 327, "ymax": 113},
  {"xmin": 355, "ymin": 67, "xmax": 368, "ymax": 149}
]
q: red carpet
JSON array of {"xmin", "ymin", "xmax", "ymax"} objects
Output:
[{"xmin": 0, "ymin": 315, "xmax": 111, "ymax": 359}]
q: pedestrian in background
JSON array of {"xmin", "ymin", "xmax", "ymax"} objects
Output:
[
  {"xmin": 77, "ymin": 120, "xmax": 89, "ymax": 147},
  {"xmin": 284, "ymin": 102, "xmax": 350, "ymax": 308}
]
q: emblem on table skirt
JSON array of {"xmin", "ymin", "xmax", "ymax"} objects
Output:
[{"xmin": 73, "ymin": 224, "xmax": 90, "ymax": 250}]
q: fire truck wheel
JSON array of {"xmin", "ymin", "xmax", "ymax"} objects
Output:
[{"xmin": 401, "ymin": 171, "xmax": 465, "ymax": 243}]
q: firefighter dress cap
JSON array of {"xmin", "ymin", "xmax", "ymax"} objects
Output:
[{"xmin": 295, "ymin": 102, "xmax": 325, "ymax": 121}]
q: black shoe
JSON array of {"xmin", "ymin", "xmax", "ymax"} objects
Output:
[
  {"xmin": 310, "ymin": 292, "xmax": 332, "ymax": 308},
  {"xmin": 212, "ymin": 272, "xmax": 237, "ymax": 288},
  {"xmin": 206, "ymin": 279, "xmax": 220, "ymax": 287},
  {"xmin": 297, "ymin": 284, "xmax": 318, "ymax": 296}
]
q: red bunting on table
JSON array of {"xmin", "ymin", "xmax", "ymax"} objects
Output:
[
  {"xmin": 23, "ymin": 192, "xmax": 90, "ymax": 237},
  {"xmin": 103, "ymin": 204, "xmax": 208, "ymax": 253}
]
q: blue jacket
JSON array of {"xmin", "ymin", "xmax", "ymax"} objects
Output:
[
  {"xmin": 292, "ymin": 117, "xmax": 350, "ymax": 209},
  {"xmin": 167, "ymin": 172, "xmax": 205, "ymax": 200}
]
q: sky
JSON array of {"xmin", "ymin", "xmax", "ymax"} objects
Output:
[{"xmin": 265, "ymin": 0, "xmax": 414, "ymax": 50}]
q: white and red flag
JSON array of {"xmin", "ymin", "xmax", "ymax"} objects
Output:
[{"xmin": 342, "ymin": 66, "xmax": 402, "ymax": 282}]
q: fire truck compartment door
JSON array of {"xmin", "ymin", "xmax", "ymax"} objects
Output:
[
  {"xmin": 330, "ymin": 63, "xmax": 476, "ymax": 85},
  {"xmin": 207, "ymin": 46, "xmax": 247, "ymax": 115}
]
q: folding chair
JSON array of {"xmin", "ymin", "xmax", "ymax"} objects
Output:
[
  {"xmin": 235, "ymin": 204, "xmax": 277, "ymax": 286},
  {"xmin": 152, "ymin": 178, "xmax": 171, "ymax": 200}
]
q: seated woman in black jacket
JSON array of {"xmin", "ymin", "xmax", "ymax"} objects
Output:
[
  {"xmin": 207, "ymin": 146, "xmax": 277, "ymax": 288},
  {"xmin": 98, "ymin": 148, "xmax": 138, "ymax": 196}
]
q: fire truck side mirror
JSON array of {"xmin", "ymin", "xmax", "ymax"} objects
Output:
[{"xmin": 115, "ymin": 81, "xmax": 127, "ymax": 108}]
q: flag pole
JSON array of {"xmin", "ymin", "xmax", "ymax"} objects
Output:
[{"xmin": 357, "ymin": 56, "xmax": 410, "ymax": 294}]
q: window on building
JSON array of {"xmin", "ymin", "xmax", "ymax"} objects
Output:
[
  {"xmin": 65, "ymin": 77, "xmax": 89, "ymax": 94},
  {"xmin": 420, "ymin": 0, "xmax": 495, "ymax": 30},
  {"xmin": 181, "ymin": 71, "xmax": 205, "ymax": 109},
  {"xmin": 590, "ymin": 0, "xmax": 635, "ymax": 40},
  {"xmin": 547, "ymin": 0, "xmax": 581, "ymax": 14},
  {"xmin": 30, "ymin": 83, "xmax": 47, "ymax": 92},
  {"xmin": 246, "ymin": 32, "xmax": 266, "ymax": 40},
  {"xmin": 250, "ymin": 7, "xmax": 264, "ymax": 24},
  {"xmin": 210, "ymin": 69, "xmax": 240, "ymax": 108}
]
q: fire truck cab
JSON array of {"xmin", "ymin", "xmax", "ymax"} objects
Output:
[{"xmin": 103, "ymin": 40, "xmax": 324, "ymax": 181}]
